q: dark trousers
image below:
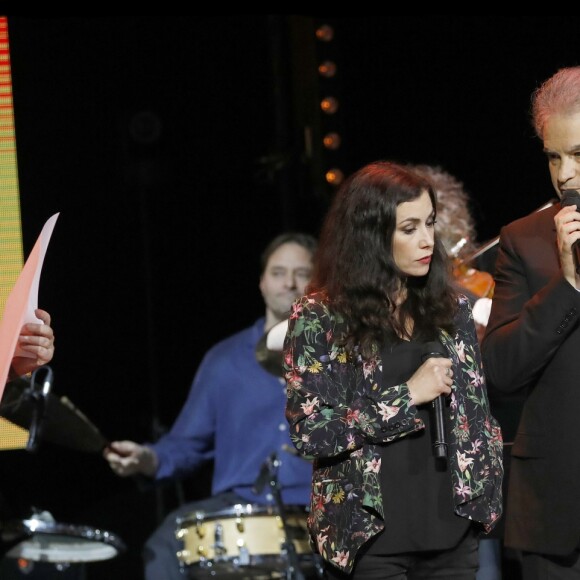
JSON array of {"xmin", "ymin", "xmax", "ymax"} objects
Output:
[{"xmin": 324, "ymin": 528, "xmax": 479, "ymax": 580}]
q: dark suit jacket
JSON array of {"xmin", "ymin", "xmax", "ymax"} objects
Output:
[{"xmin": 482, "ymin": 203, "xmax": 580, "ymax": 555}]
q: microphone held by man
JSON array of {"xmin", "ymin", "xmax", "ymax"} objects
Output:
[{"xmin": 560, "ymin": 189, "xmax": 580, "ymax": 274}]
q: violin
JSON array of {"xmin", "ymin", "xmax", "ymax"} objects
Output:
[
  {"xmin": 448, "ymin": 237, "xmax": 495, "ymax": 299},
  {"xmin": 452, "ymin": 260, "xmax": 494, "ymax": 299},
  {"xmin": 448, "ymin": 199, "xmax": 559, "ymax": 301}
]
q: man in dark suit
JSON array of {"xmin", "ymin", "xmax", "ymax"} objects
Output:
[{"xmin": 482, "ymin": 66, "xmax": 580, "ymax": 579}]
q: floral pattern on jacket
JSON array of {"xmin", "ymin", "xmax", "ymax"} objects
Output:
[{"xmin": 284, "ymin": 293, "xmax": 503, "ymax": 574}]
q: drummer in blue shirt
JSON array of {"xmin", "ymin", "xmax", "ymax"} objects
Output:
[{"xmin": 104, "ymin": 232, "xmax": 317, "ymax": 580}]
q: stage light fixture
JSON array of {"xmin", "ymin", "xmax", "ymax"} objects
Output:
[
  {"xmin": 320, "ymin": 97, "xmax": 339, "ymax": 114},
  {"xmin": 323, "ymin": 132, "xmax": 341, "ymax": 150},
  {"xmin": 325, "ymin": 168, "xmax": 344, "ymax": 186},
  {"xmin": 318, "ymin": 61, "xmax": 337, "ymax": 78},
  {"xmin": 315, "ymin": 24, "xmax": 334, "ymax": 42}
]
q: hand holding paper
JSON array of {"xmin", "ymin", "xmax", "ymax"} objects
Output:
[
  {"xmin": 10, "ymin": 307, "xmax": 55, "ymax": 378},
  {"xmin": 0, "ymin": 213, "xmax": 59, "ymax": 399}
]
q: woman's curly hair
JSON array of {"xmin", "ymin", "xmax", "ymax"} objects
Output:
[{"xmin": 308, "ymin": 161, "xmax": 457, "ymax": 359}]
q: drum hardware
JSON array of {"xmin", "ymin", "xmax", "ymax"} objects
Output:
[
  {"xmin": 214, "ymin": 522, "xmax": 226, "ymax": 556},
  {"xmin": 1, "ymin": 509, "xmax": 126, "ymax": 565},
  {"xmin": 0, "ymin": 519, "xmax": 30, "ymax": 562},
  {"xmin": 0, "ymin": 373, "xmax": 108, "ymax": 453},
  {"xmin": 255, "ymin": 333, "xmax": 284, "ymax": 378},
  {"xmin": 253, "ymin": 452, "xmax": 306, "ymax": 580},
  {"xmin": 0, "ymin": 371, "xmax": 126, "ymax": 568},
  {"xmin": 176, "ymin": 504, "xmax": 313, "ymax": 578},
  {"xmin": 175, "ymin": 453, "xmax": 321, "ymax": 578},
  {"xmin": 195, "ymin": 511, "xmax": 206, "ymax": 538},
  {"xmin": 266, "ymin": 320, "xmax": 288, "ymax": 353},
  {"xmin": 255, "ymin": 320, "xmax": 289, "ymax": 378},
  {"xmin": 24, "ymin": 366, "xmax": 53, "ymax": 452},
  {"xmin": 237, "ymin": 544, "xmax": 250, "ymax": 566}
]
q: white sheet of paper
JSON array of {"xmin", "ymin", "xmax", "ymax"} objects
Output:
[
  {"xmin": 0, "ymin": 213, "xmax": 59, "ymax": 400},
  {"xmin": 13, "ymin": 213, "xmax": 59, "ymax": 357}
]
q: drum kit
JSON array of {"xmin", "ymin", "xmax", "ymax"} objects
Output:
[
  {"xmin": 176, "ymin": 503, "xmax": 316, "ymax": 579},
  {"xmin": 174, "ymin": 328, "xmax": 321, "ymax": 579},
  {"xmin": 0, "ymin": 368, "xmax": 126, "ymax": 576},
  {"xmin": 175, "ymin": 451, "xmax": 321, "ymax": 579}
]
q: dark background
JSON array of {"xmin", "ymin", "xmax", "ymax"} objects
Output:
[{"xmin": 0, "ymin": 16, "xmax": 576, "ymax": 579}]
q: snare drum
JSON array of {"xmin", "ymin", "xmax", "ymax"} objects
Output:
[
  {"xmin": 2, "ymin": 513, "xmax": 126, "ymax": 564},
  {"xmin": 176, "ymin": 503, "xmax": 312, "ymax": 578}
]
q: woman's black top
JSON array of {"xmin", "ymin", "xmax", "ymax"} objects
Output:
[{"xmin": 365, "ymin": 339, "xmax": 470, "ymax": 554}]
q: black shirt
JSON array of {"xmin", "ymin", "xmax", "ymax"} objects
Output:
[{"xmin": 366, "ymin": 339, "xmax": 470, "ymax": 554}]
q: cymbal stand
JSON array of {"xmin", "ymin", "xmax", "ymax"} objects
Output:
[
  {"xmin": 25, "ymin": 366, "xmax": 53, "ymax": 452},
  {"xmin": 0, "ymin": 523, "xmax": 30, "ymax": 561},
  {"xmin": 255, "ymin": 452, "xmax": 306, "ymax": 580}
]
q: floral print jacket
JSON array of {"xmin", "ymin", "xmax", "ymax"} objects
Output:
[{"xmin": 284, "ymin": 293, "xmax": 503, "ymax": 574}]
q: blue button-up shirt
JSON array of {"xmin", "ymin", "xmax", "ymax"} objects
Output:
[{"xmin": 151, "ymin": 318, "xmax": 312, "ymax": 506}]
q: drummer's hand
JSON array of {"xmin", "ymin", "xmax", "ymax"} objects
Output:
[
  {"xmin": 10, "ymin": 309, "xmax": 55, "ymax": 379},
  {"xmin": 103, "ymin": 440, "xmax": 158, "ymax": 478}
]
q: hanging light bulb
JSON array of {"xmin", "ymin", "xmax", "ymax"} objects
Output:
[
  {"xmin": 318, "ymin": 61, "xmax": 337, "ymax": 78},
  {"xmin": 315, "ymin": 24, "xmax": 334, "ymax": 42},
  {"xmin": 323, "ymin": 132, "xmax": 341, "ymax": 150},
  {"xmin": 320, "ymin": 97, "xmax": 339, "ymax": 114},
  {"xmin": 325, "ymin": 168, "xmax": 344, "ymax": 186}
]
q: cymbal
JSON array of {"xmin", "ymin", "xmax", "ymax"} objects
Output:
[
  {"xmin": 2, "ymin": 509, "xmax": 126, "ymax": 563},
  {"xmin": 255, "ymin": 333, "xmax": 284, "ymax": 378},
  {"xmin": 266, "ymin": 320, "xmax": 288, "ymax": 351},
  {"xmin": 0, "ymin": 378, "xmax": 108, "ymax": 453}
]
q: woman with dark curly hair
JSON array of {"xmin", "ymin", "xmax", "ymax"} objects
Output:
[{"xmin": 284, "ymin": 161, "xmax": 503, "ymax": 579}]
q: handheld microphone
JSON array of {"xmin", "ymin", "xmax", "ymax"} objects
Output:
[
  {"xmin": 561, "ymin": 190, "xmax": 580, "ymax": 274},
  {"xmin": 421, "ymin": 341, "xmax": 448, "ymax": 460}
]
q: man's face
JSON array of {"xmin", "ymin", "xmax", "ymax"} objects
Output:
[
  {"xmin": 543, "ymin": 111, "xmax": 580, "ymax": 196},
  {"xmin": 259, "ymin": 242, "xmax": 313, "ymax": 323}
]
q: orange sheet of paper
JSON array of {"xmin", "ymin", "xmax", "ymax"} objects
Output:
[{"xmin": 0, "ymin": 213, "xmax": 59, "ymax": 401}]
